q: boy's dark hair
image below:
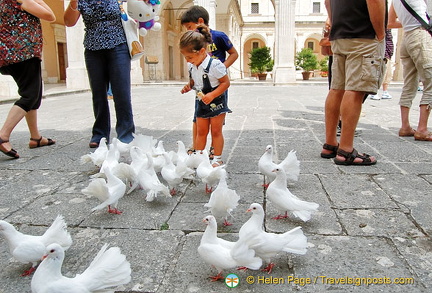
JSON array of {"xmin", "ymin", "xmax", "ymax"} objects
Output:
[{"xmin": 180, "ymin": 5, "xmax": 209, "ymax": 26}]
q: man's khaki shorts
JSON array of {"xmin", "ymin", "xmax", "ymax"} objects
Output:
[{"xmin": 331, "ymin": 38, "xmax": 386, "ymax": 95}]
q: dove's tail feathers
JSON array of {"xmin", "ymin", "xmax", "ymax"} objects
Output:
[
  {"xmin": 114, "ymin": 163, "xmax": 137, "ymax": 183},
  {"xmin": 292, "ymin": 210, "xmax": 313, "ymax": 222},
  {"xmin": 145, "ymin": 184, "xmax": 170, "ymax": 202},
  {"xmin": 78, "ymin": 244, "xmax": 131, "ymax": 291},
  {"xmin": 145, "ymin": 190, "xmax": 156, "ymax": 202},
  {"xmin": 281, "ymin": 227, "xmax": 308, "ymax": 255},
  {"xmin": 41, "ymin": 215, "xmax": 73, "ymax": 250},
  {"xmin": 292, "ymin": 201, "xmax": 319, "ymax": 222},
  {"xmin": 80, "ymin": 154, "xmax": 92, "ymax": 165},
  {"xmin": 160, "ymin": 185, "xmax": 171, "ymax": 197},
  {"xmin": 280, "ymin": 150, "xmax": 300, "ymax": 181},
  {"xmin": 82, "ymin": 178, "xmax": 109, "ymax": 202},
  {"xmin": 225, "ymin": 190, "xmax": 240, "ymax": 209},
  {"xmin": 92, "ymin": 201, "xmax": 111, "ymax": 211},
  {"xmin": 231, "ymin": 241, "xmax": 262, "ymax": 270}
]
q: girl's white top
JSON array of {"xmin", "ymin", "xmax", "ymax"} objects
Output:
[{"xmin": 188, "ymin": 55, "xmax": 227, "ymax": 91}]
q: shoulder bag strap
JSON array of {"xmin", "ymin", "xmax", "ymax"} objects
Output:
[{"xmin": 400, "ymin": 0, "xmax": 431, "ymax": 30}]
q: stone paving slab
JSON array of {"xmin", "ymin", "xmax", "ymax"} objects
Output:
[{"xmin": 0, "ymin": 84, "xmax": 430, "ymax": 293}]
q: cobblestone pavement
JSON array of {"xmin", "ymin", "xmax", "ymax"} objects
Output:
[{"xmin": 0, "ymin": 83, "xmax": 431, "ymax": 293}]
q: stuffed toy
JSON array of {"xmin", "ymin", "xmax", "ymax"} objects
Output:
[{"xmin": 126, "ymin": 0, "xmax": 162, "ymax": 36}]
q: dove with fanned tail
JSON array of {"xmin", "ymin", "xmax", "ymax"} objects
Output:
[
  {"xmin": 198, "ymin": 215, "xmax": 262, "ymax": 281},
  {"xmin": 238, "ymin": 203, "xmax": 308, "ymax": 274},
  {"xmin": 267, "ymin": 168, "xmax": 319, "ymax": 221},
  {"xmin": 82, "ymin": 166, "xmax": 126, "ymax": 214},
  {"xmin": 258, "ymin": 145, "xmax": 300, "ymax": 188},
  {"xmin": 0, "ymin": 215, "xmax": 72, "ymax": 276},
  {"xmin": 80, "ymin": 137, "xmax": 108, "ymax": 167},
  {"xmin": 196, "ymin": 150, "xmax": 225, "ymax": 193},
  {"xmin": 31, "ymin": 243, "xmax": 131, "ymax": 293},
  {"xmin": 204, "ymin": 170, "xmax": 240, "ymax": 226}
]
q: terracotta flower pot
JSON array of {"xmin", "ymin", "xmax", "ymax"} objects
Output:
[
  {"xmin": 257, "ymin": 73, "xmax": 267, "ymax": 80},
  {"xmin": 302, "ymin": 71, "xmax": 312, "ymax": 80}
]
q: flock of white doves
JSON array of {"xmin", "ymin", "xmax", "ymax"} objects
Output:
[{"xmin": 0, "ymin": 134, "xmax": 320, "ymax": 291}]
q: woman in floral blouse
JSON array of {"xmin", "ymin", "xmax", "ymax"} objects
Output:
[
  {"xmin": 64, "ymin": 0, "xmax": 135, "ymax": 148},
  {"xmin": 0, "ymin": 0, "xmax": 56, "ymax": 159}
]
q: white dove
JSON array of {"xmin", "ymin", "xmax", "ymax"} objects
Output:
[
  {"xmin": 131, "ymin": 133, "xmax": 157, "ymax": 153},
  {"xmin": 133, "ymin": 153, "xmax": 170, "ymax": 201},
  {"xmin": 152, "ymin": 140, "xmax": 166, "ymax": 156},
  {"xmin": 113, "ymin": 162, "xmax": 138, "ymax": 190},
  {"xmin": 186, "ymin": 148, "xmax": 208, "ymax": 169},
  {"xmin": 90, "ymin": 140, "xmax": 120, "ymax": 179},
  {"xmin": 204, "ymin": 170, "xmax": 240, "ymax": 226},
  {"xmin": 258, "ymin": 145, "xmax": 300, "ymax": 188},
  {"xmin": 80, "ymin": 137, "xmax": 108, "ymax": 167},
  {"xmin": 82, "ymin": 166, "xmax": 126, "ymax": 214},
  {"xmin": 113, "ymin": 137, "xmax": 131, "ymax": 157},
  {"xmin": 0, "ymin": 215, "xmax": 72, "ymax": 276},
  {"xmin": 198, "ymin": 215, "xmax": 262, "ymax": 281},
  {"xmin": 172, "ymin": 140, "xmax": 189, "ymax": 165},
  {"xmin": 196, "ymin": 150, "xmax": 226, "ymax": 193},
  {"xmin": 31, "ymin": 243, "xmax": 131, "ymax": 293},
  {"xmin": 238, "ymin": 203, "xmax": 308, "ymax": 273},
  {"xmin": 267, "ymin": 168, "xmax": 319, "ymax": 221},
  {"xmin": 161, "ymin": 153, "xmax": 195, "ymax": 195}
]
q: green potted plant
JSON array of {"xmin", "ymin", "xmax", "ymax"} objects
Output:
[
  {"xmin": 295, "ymin": 48, "xmax": 319, "ymax": 80},
  {"xmin": 319, "ymin": 57, "xmax": 329, "ymax": 77},
  {"xmin": 249, "ymin": 46, "xmax": 272, "ymax": 80}
]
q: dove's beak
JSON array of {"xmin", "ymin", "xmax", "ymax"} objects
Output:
[
  {"xmin": 41, "ymin": 254, "xmax": 48, "ymax": 260},
  {"xmin": 246, "ymin": 208, "xmax": 252, "ymax": 212}
]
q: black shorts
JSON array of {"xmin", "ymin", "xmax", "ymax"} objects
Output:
[{"xmin": 0, "ymin": 57, "xmax": 43, "ymax": 112}]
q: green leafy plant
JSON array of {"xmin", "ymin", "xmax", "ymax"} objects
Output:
[
  {"xmin": 319, "ymin": 57, "xmax": 329, "ymax": 72},
  {"xmin": 249, "ymin": 46, "xmax": 273, "ymax": 74},
  {"xmin": 266, "ymin": 59, "xmax": 274, "ymax": 72},
  {"xmin": 295, "ymin": 48, "xmax": 319, "ymax": 72}
]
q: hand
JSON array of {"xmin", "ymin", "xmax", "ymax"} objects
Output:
[
  {"xmin": 181, "ymin": 84, "xmax": 191, "ymax": 94},
  {"xmin": 201, "ymin": 94, "xmax": 214, "ymax": 105}
]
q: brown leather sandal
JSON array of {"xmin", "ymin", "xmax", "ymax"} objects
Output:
[
  {"xmin": 334, "ymin": 148, "xmax": 377, "ymax": 166},
  {"xmin": 320, "ymin": 143, "xmax": 338, "ymax": 159},
  {"xmin": 29, "ymin": 136, "xmax": 56, "ymax": 149},
  {"xmin": 0, "ymin": 137, "xmax": 19, "ymax": 159}
]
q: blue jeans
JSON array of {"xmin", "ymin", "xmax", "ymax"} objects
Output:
[{"xmin": 84, "ymin": 42, "xmax": 135, "ymax": 144}]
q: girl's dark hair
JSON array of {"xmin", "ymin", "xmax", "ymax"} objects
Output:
[{"xmin": 179, "ymin": 24, "xmax": 212, "ymax": 52}]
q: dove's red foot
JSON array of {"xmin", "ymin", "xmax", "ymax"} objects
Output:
[
  {"xmin": 261, "ymin": 263, "xmax": 275, "ymax": 274},
  {"xmin": 262, "ymin": 183, "xmax": 269, "ymax": 189},
  {"xmin": 223, "ymin": 219, "xmax": 233, "ymax": 226},
  {"xmin": 21, "ymin": 266, "xmax": 36, "ymax": 276},
  {"xmin": 237, "ymin": 266, "xmax": 248, "ymax": 271},
  {"xmin": 108, "ymin": 206, "xmax": 122, "ymax": 214},
  {"xmin": 209, "ymin": 272, "xmax": 224, "ymax": 281},
  {"xmin": 170, "ymin": 188, "xmax": 177, "ymax": 196},
  {"xmin": 271, "ymin": 211, "xmax": 289, "ymax": 220},
  {"xmin": 205, "ymin": 184, "xmax": 213, "ymax": 194}
]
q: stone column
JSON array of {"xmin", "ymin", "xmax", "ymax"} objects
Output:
[
  {"xmin": 64, "ymin": 1, "xmax": 89, "ymax": 90},
  {"xmin": 273, "ymin": 0, "xmax": 297, "ymax": 84}
]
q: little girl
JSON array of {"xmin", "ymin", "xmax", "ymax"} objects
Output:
[{"xmin": 180, "ymin": 25, "xmax": 231, "ymax": 167}]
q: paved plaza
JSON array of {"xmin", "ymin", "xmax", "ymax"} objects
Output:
[{"xmin": 0, "ymin": 82, "xmax": 431, "ymax": 292}]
